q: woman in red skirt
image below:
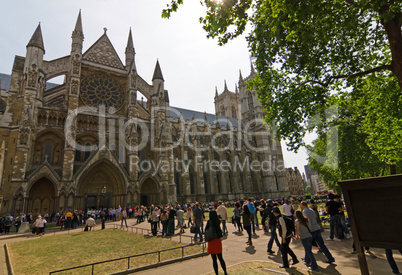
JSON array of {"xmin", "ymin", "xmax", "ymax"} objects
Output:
[{"xmin": 205, "ymin": 210, "xmax": 228, "ymax": 275}]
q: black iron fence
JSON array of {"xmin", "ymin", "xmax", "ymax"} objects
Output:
[{"xmin": 49, "ymin": 242, "xmax": 206, "ymax": 275}]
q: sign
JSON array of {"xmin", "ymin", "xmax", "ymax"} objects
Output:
[{"xmin": 339, "ymin": 174, "xmax": 402, "ymax": 275}]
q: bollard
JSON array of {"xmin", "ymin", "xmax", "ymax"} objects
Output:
[{"xmin": 101, "ymin": 217, "xmax": 105, "ymax": 230}]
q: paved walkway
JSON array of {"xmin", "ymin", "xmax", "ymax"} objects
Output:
[{"xmin": 1, "ymin": 219, "xmax": 401, "ymax": 274}]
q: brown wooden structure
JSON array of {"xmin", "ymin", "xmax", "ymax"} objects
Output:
[{"xmin": 339, "ymin": 174, "xmax": 402, "ymax": 275}]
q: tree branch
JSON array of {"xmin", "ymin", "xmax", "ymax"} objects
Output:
[{"xmin": 290, "ymin": 64, "xmax": 392, "ymax": 88}]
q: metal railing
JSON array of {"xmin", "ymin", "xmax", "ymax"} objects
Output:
[
  {"xmin": 49, "ymin": 242, "xmax": 206, "ymax": 274},
  {"xmin": 112, "ymin": 224, "xmax": 196, "ymax": 243}
]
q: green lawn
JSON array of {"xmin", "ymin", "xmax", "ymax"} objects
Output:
[{"xmin": 8, "ymin": 229, "xmax": 204, "ymax": 275}]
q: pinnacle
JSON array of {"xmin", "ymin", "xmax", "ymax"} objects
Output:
[{"xmin": 27, "ymin": 24, "xmax": 45, "ymax": 52}]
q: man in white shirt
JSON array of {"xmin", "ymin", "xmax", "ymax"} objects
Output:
[{"xmin": 217, "ymin": 201, "xmax": 228, "ymax": 234}]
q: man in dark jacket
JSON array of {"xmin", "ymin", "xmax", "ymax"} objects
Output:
[
  {"xmin": 266, "ymin": 202, "xmax": 281, "ymax": 253},
  {"xmin": 273, "ymin": 207, "xmax": 299, "ymax": 268},
  {"xmin": 167, "ymin": 205, "xmax": 176, "ymax": 236}
]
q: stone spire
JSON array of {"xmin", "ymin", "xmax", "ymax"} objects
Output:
[
  {"xmin": 224, "ymin": 80, "xmax": 229, "ymax": 91},
  {"xmin": 235, "ymin": 84, "xmax": 239, "ymax": 94},
  {"xmin": 250, "ymin": 59, "xmax": 255, "ymax": 75},
  {"xmin": 71, "ymin": 10, "xmax": 84, "ymax": 53},
  {"xmin": 239, "ymin": 70, "xmax": 244, "ymax": 84},
  {"xmin": 215, "ymin": 86, "xmax": 218, "ymax": 97},
  {"xmin": 125, "ymin": 28, "xmax": 135, "ymax": 68},
  {"xmin": 152, "ymin": 59, "xmax": 164, "ymax": 81},
  {"xmin": 27, "ymin": 23, "xmax": 45, "ymax": 53}
]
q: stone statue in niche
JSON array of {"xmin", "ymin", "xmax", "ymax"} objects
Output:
[
  {"xmin": 71, "ymin": 80, "xmax": 79, "ymax": 95},
  {"xmin": 72, "ymin": 54, "xmax": 81, "ymax": 75},
  {"xmin": 130, "ymin": 91, "xmax": 137, "ymax": 105},
  {"xmin": 54, "ymin": 151, "xmax": 60, "ymax": 165},
  {"xmin": 131, "ymin": 74, "xmax": 137, "ymax": 89},
  {"xmin": 28, "ymin": 64, "xmax": 38, "ymax": 88},
  {"xmin": 34, "ymin": 151, "xmax": 41, "ymax": 164}
]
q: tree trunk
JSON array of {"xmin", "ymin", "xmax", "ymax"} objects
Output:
[
  {"xmin": 380, "ymin": 8, "xmax": 402, "ymax": 89},
  {"xmin": 390, "ymin": 164, "xmax": 396, "ymax": 175}
]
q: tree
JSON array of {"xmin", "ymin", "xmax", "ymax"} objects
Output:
[
  {"xmin": 307, "ymin": 72, "xmax": 401, "ymax": 190},
  {"xmin": 163, "ymin": 0, "xmax": 402, "ymax": 168}
]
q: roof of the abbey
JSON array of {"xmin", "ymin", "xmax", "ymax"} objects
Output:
[{"xmin": 0, "ymin": 73, "xmax": 237, "ymax": 127}]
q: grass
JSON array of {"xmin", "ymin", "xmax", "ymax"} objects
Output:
[{"xmin": 8, "ymin": 229, "xmax": 204, "ymax": 275}]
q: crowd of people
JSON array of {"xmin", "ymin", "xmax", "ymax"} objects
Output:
[{"xmin": 1, "ymin": 194, "xmax": 401, "ymax": 274}]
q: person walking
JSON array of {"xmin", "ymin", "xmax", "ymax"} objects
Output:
[
  {"xmin": 167, "ymin": 205, "xmax": 176, "ymax": 236},
  {"xmin": 301, "ymin": 201, "xmax": 335, "ymax": 264},
  {"xmin": 205, "ymin": 210, "xmax": 227, "ymax": 275},
  {"xmin": 161, "ymin": 208, "xmax": 169, "ymax": 237},
  {"xmin": 150, "ymin": 207, "xmax": 159, "ymax": 236},
  {"xmin": 385, "ymin": 249, "xmax": 402, "ymax": 274},
  {"xmin": 334, "ymin": 195, "xmax": 351, "ymax": 239},
  {"xmin": 325, "ymin": 193, "xmax": 343, "ymax": 240},
  {"xmin": 267, "ymin": 202, "xmax": 281, "ymax": 254},
  {"xmin": 121, "ymin": 208, "xmax": 128, "ymax": 228},
  {"xmin": 273, "ymin": 207, "xmax": 299, "ymax": 268},
  {"xmin": 242, "ymin": 205, "xmax": 253, "ymax": 245},
  {"xmin": 217, "ymin": 201, "xmax": 228, "ymax": 235},
  {"xmin": 177, "ymin": 207, "xmax": 185, "ymax": 233},
  {"xmin": 192, "ymin": 203, "xmax": 204, "ymax": 242},
  {"xmin": 295, "ymin": 210, "xmax": 319, "ymax": 271},
  {"xmin": 233, "ymin": 202, "xmax": 243, "ymax": 232},
  {"xmin": 35, "ymin": 215, "xmax": 47, "ymax": 236}
]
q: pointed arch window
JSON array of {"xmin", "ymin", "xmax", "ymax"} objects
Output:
[
  {"xmin": 189, "ymin": 167, "xmax": 195, "ymax": 195},
  {"xmin": 75, "ymin": 142, "xmax": 82, "ymax": 161},
  {"xmin": 44, "ymin": 141, "xmax": 53, "ymax": 163},
  {"xmin": 247, "ymin": 92, "xmax": 253, "ymax": 110},
  {"xmin": 231, "ymin": 106, "xmax": 236, "ymax": 118},
  {"xmin": 84, "ymin": 142, "xmax": 91, "ymax": 160}
]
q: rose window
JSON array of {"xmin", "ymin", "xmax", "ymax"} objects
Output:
[{"xmin": 80, "ymin": 74, "xmax": 125, "ymax": 112}]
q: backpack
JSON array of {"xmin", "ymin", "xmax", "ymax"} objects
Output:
[{"xmin": 248, "ymin": 203, "xmax": 255, "ymax": 215}]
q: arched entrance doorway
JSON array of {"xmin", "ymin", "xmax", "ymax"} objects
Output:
[
  {"xmin": 140, "ymin": 178, "xmax": 159, "ymax": 206},
  {"xmin": 78, "ymin": 161, "xmax": 125, "ymax": 210},
  {"xmin": 27, "ymin": 177, "xmax": 56, "ymax": 216}
]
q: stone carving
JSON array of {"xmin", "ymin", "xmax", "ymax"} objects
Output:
[
  {"xmin": 83, "ymin": 37, "xmax": 124, "ymax": 69},
  {"xmin": 130, "ymin": 91, "xmax": 137, "ymax": 105},
  {"xmin": 43, "ymin": 57, "xmax": 69, "ymax": 78},
  {"xmin": 131, "ymin": 74, "xmax": 137, "ymax": 89},
  {"xmin": 72, "ymin": 54, "xmax": 81, "ymax": 75},
  {"xmin": 28, "ymin": 64, "xmax": 38, "ymax": 88},
  {"xmin": 19, "ymin": 128, "xmax": 30, "ymax": 146},
  {"xmin": 70, "ymin": 79, "xmax": 79, "ymax": 95},
  {"xmin": 125, "ymin": 123, "xmax": 138, "ymax": 147}
]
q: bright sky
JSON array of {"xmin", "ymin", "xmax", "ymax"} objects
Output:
[{"xmin": 0, "ymin": 1, "xmax": 310, "ymax": 176}]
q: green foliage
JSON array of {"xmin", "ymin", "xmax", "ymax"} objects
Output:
[
  {"xmin": 162, "ymin": 0, "xmax": 402, "ymax": 170},
  {"xmin": 307, "ymin": 73, "xmax": 402, "ymax": 189}
]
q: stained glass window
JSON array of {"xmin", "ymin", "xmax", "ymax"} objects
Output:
[{"xmin": 80, "ymin": 74, "xmax": 125, "ymax": 111}]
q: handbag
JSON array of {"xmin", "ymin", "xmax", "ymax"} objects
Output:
[
  {"xmin": 190, "ymin": 225, "xmax": 196, "ymax": 233},
  {"xmin": 205, "ymin": 222, "xmax": 218, "ymax": 242}
]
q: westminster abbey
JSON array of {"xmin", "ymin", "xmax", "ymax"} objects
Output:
[{"xmin": 0, "ymin": 12, "xmax": 289, "ymax": 216}]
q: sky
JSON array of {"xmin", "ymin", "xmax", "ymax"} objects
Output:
[{"xmin": 0, "ymin": 1, "xmax": 311, "ymax": 176}]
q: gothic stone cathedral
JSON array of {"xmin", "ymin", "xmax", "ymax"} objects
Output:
[{"xmin": 0, "ymin": 13, "xmax": 289, "ymax": 216}]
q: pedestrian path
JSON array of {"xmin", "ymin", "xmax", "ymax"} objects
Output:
[
  {"xmin": 129, "ymin": 221, "xmax": 400, "ymax": 275},
  {"xmin": 1, "ymin": 219, "xmax": 400, "ymax": 274}
]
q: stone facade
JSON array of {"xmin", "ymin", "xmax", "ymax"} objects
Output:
[
  {"xmin": 286, "ymin": 167, "xmax": 305, "ymax": 196},
  {"xmin": 0, "ymin": 13, "xmax": 288, "ymax": 216}
]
